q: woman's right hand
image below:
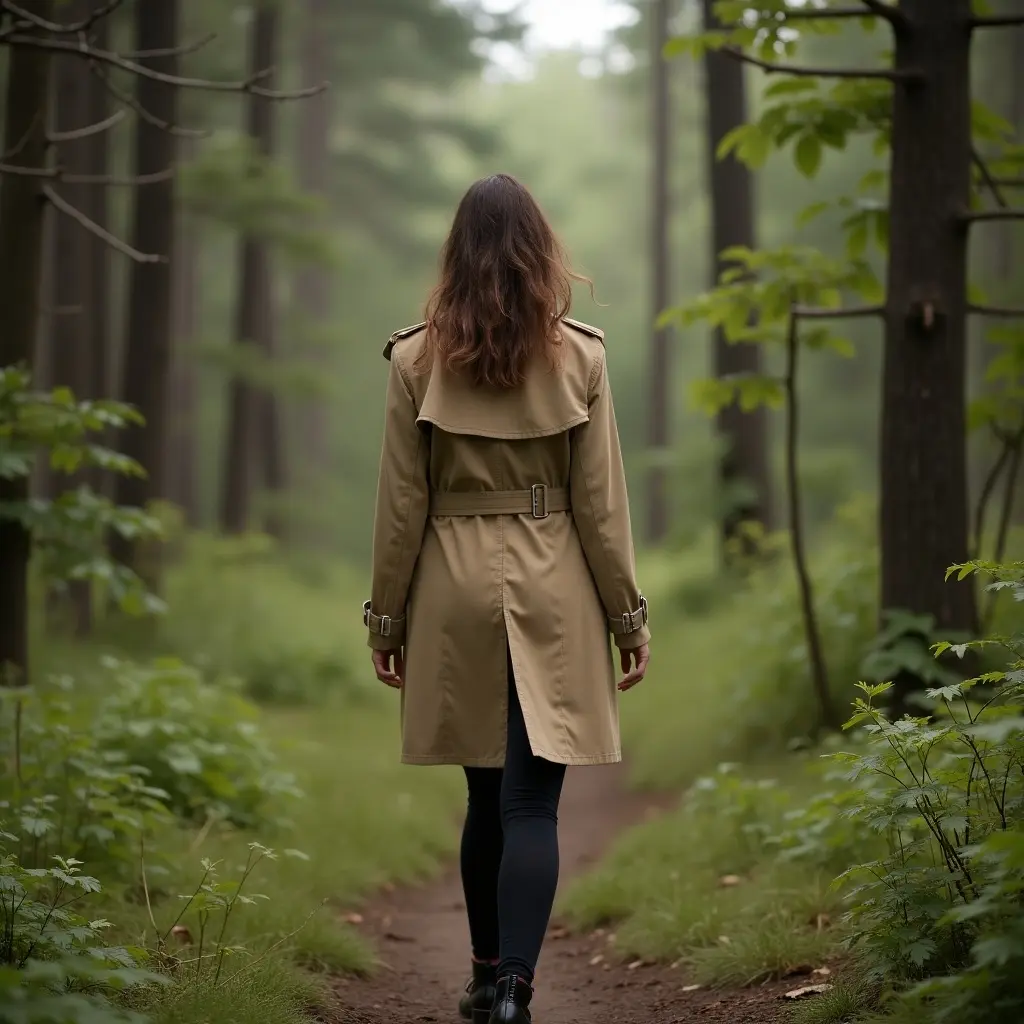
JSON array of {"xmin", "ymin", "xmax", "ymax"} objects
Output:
[{"xmin": 618, "ymin": 643, "xmax": 649, "ymax": 692}]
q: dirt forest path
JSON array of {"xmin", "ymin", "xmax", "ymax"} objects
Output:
[{"xmin": 326, "ymin": 764, "xmax": 791, "ymax": 1024}]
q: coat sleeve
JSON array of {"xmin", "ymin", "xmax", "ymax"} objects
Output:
[
  {"xmin": 366, "ymin": 353, "xmax": 430, "ymax": 650},
  {"xmin": 569, "ymin": 351, "xmax": 650, "ymax": 651}
]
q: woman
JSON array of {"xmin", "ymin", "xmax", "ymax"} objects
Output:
[{"xmin": 364, "ymin": 173, "xmax": 650, "ymax": 1024}]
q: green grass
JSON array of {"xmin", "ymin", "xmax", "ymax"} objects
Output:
[
  {"xmin": 561, "ymin": 756, "xmax": 847, "ymax": 988},
  {"xmin": 94, "ymin": 697, "xmax": 463, "ymax": 1023}
]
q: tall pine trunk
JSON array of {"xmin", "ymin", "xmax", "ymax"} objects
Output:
[
  {"xmin": 292, "ymin": 0, "xmax": 332, "ymax": 480},
  {"xmin": 701, "ymin": 0, "xmax": 775, "ymax": 557},
  {"xmin": 0, "ymin": 12, "xmax": 54, "ymax": 683},
  {"xmin": 882, "ymin": 0, "xmax": 977, "ymax": 712},
  {"xmin": 49, "ymin": 0, "xmax": 95, "ymax": 634},
  {"xmin": 647, "ymin": 0, "xmax": 672, "ymax": 544},
  {"xmin": 221, "ymin": 4, "xmax": 285, "ymax": 537},
  {"xmin": 112, "ymin": 0, "xmax": 179, "ymax": 579}
]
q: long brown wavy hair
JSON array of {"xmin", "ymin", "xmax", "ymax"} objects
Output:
[{"xmin": 416, "ymin": 174, "xmax": 588, "ymax": 389}]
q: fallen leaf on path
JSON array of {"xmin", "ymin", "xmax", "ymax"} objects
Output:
[
  {"xmin": 627, "ymin": 960, "xmax": 643, "ymax": 971},
  {"xmin": 382, "ymin": 882, "xmax": 396, "ymax": 894},
  {"xmin": 383, "ymin": 931, "xmax": 414, "ymax": 943},
  {"xmin": 170, "ymin": 925, "xmax": 192, "ymax": 944},
  {"xmin": 549, "ymin": 925, "xmax": 570, "ymax": 940},
  {"xmin": 784, "ymin": 984, "xmax": 832, "ymax": 1000},
  {"xmin": 343, "ymin": 912, "xmax": 364, "ymax": 925},
  {"xmin": 606, "ymin": 932, "xmax": 617, "ymax": 945},
  {"xmin": 813, "ymin": 966, "xmax": 832, "ymax": 976},
  {"xmin": 718, "ymin": 874, "xmax": 743, "ymax": 887},
  {"xmin": 682, "ymin": 984, "xmax": 701, "ymax": 993},
  {"xmin": 589, "ymin": 953, "xmax": 604, "ymax": 966},
  {"xmin": 602, "ymin": 963, "xmax": 611, "ymax": 971}
]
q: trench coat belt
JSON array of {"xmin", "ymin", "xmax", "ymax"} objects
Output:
[{"xmin": 428, "ymin": 484, "xmax": 570, "ymax": 519}]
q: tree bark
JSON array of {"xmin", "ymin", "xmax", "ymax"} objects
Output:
[
  {"xmin": 220, "ymin": 3, "xmax": 285, "ymax": 536},
  {"xmin": 84, "ymin": 8, "xmax": 112, "ymax": 490},
  {"xmin": 701, "ymin": 0, "xmax": 775, "ymax": 556},
  {"xmin": 167, "ymin": 140, "xmax": 201, "ymax": 526},
  {"xmin": 292, "ymin": 0, "xmax": 332, "ymax": 478},
  {"xmin": 111, "ymin": 0, "xmax": 179, "ymax": 579},
  {"xmin": 882, "ymin": 0, "xmax": 977, "ymax": 713},
  {"xmin": 49, "ymin": 0, "xmax": 95, "ymax": 634},
  {"xmin": 0, "ymin": 11, "xmax": 54, "ymax": 684},
  {"xmin": 647, "ymin": 0, "xmax": 672, "ymax": 544}
]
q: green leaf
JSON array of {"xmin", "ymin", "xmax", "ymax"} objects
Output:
[{"xmin": 794, "ymin": 132, "xmax": 823, "ymax": 178}]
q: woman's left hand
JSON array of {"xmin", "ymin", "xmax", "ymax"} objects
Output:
[{"xmin": 372, "ymin": 648, "xmax": 405, "ymax": 688}]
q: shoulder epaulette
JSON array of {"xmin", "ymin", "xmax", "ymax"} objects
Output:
[
  {"xmin": 383, "ymin": 321, "xmax": 427, "ymax": 361},
  {"xmin": 561, "ymin": 317, "xmax": 604, "ymax": 342}
]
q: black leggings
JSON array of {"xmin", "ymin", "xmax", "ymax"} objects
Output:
[{"xmin": 460, "ymin": 657, "xmax": 566, "ymax": 985}]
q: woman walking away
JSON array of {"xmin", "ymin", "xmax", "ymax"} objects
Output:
[{"xmin": 364, "ymin": 173, "xmax": 651, "ymax": 1024}]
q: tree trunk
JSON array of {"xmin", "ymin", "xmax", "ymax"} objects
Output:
[
  {"xmin": 701, "ymin": 0, "xmax": 775, "ymax": 557},
  {"xmin": 0, "ymin": 14, "xmax": 54, "ymax": 684},
  {"xmin": 49, "ymin": 0, "xmax": 96, "ymax": 635},
  {"xmin": 994, "ymin": 7, "xmax": 1022, "ymax": 282},
  {"xmin": 292, "ymin": 0, "xmax": 332, "ymax": 478},
  {"xmin": 647, "ymin": 0, "xmax": 672, "ymax": 544},
  {"xmin": 882, "ymin": 0, "xmax": 977, "ymax": 713},
  {"xmin": 220, "ymin": 3, "xmax": 285, "ymax": 537},
  {"xmin": 111, "ymin": 0, "xmax": 179, "ymax": 579},
  {"xmin": 167, "ymin": 141, "xmax": 201, "ymax": 526},
  {"xmin": 84, "ymin": 7, "xmax": 112, "ymax": 492}
]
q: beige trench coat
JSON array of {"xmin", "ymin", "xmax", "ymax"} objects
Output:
[{"xmin": 365, "ymin": 318, "xmax": 650, "ymax": 767}]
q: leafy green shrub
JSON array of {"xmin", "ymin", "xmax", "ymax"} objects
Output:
[
  {"xmin": 0, "ymin": 366, "xmax": 164, "ymax": 628},
  {"xmin": 90, "ymin": 659, "xmax": 301, "ymax": 830},
  {"xmin": 1, "ymin": 659, "xmax": 299, "ymax": 880},
  {"xmin": 797, "ymin": 558, "xmax": 1024, "ymax": 1022},
  {"xmin": 0, "ymin": 682, "xmax": 172, "ymax": 872},
  {"xmin": 0, "ymin": 836, "xmax": 164, "ymax": 1024}
]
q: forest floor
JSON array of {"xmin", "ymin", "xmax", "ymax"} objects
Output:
[{"xmin": 322, "ymin": 763, "xmax": 793, "ymax": 1024}]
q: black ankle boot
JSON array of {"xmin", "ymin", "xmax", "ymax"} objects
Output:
[
  {"xmin": 459, "ymin": 961, "xmax": 498, "ymax": 1023},
  {"xmin": 488, "ymin": 974, "xmax": 533, "ymax": 1024}
]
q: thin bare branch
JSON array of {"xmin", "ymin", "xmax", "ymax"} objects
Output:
[
  {"xmin": 89, "ymin": 64, "xmax": 209, "ymax": 139},
  {"xmin": 68, "ymin": 167, "xmax": 176, "ymax": 186},
  {"xmin": 1, "ymin": 0, "xmax": 124, "ymax": 34},
  {"xmin": 859, "ymin": 0, "xmax": 906, "ymax": 27},
  {"xmin": 0, "ymin": 109, "xmax": 43, "ymax": 161},
  {"xmin": 785, "ymin": 6, "xmax": 877, "ymax": 19},
  {"xmin": 969, "ymin": 304, "xmax": 1024, "ymax": 318},
  {"xmin": 787, "ymin": 2, "xmax": 906, "ymax": 30},
  {"xmin": 721, "ymin": 45, "xmax": 919, "ymax": 81},
  {"xmin": 972, "ymin": 148, "xmax": 1008, "ymax": 209},
  {"xmin": 0, "ymin": 161, "xmax": 175, "ymax": 186},
  {"xmin": 6, "ymin": 33, "xmax": 329, "ymax": 100},
  {"xmin": 971, "ymin": 14, "xmax": 1024, "ymax": 29},
  {"xmin": 43, "ymin": 184, "xmax": 163, "ymax": 263},
  {"xmin": 792, "ymin": 303, "xmax": 885, "ymax": 319},
  {"xmin": 973, "ymin": 436, "xmax": 1013, "ymax": 561},
  {"xmin": 962, "ymin": 208, "xmax": 1024, "ymax": 223},
  {"xmin": 784, "ymin": 302, "xmax": 837, "ymax": 732},
  {"xmin": 47, "ymin": 108, "xmax": 124, "ymax": 143},
  {"xmin": 118, "ymin": 32, "xmax": 217, "ymax": 61}
]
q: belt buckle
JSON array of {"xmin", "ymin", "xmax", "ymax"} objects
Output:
[
  {"xmin": 379, "ymin": 614, "xmax": 392, "ymax": 637},
  {"xmin": 362, "ymin": 600, "xmax": 371, "ymax": 627},
  {"xmin": 531, "ymin": 483, "xmax": 548, "ymax": 519}
]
